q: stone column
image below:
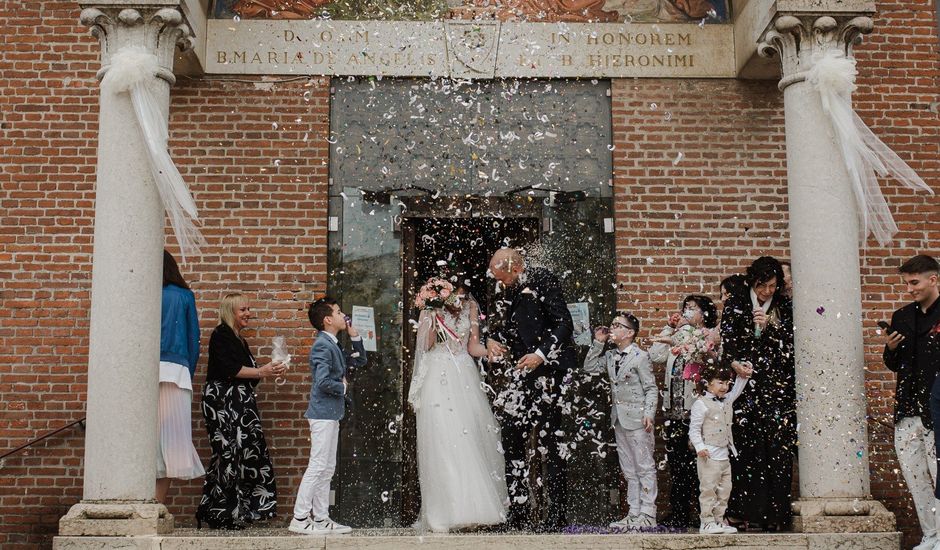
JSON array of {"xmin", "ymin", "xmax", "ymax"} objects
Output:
[
  {"xmin": 58, "ymin": 2, "xmax": 192, "ymax": 537},
  {"xmin": 758, "ymin": 7, "xmax": 895, "ymax": 533}
]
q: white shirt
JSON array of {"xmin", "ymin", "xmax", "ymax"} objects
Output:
[
  {"xmin": 320, "ymin": 331, "xmax": 362, "ymax": 345},
  {"xmin": 688, "ymin": 377, "xmax": 747, "ymax": 460},
  {"xmin": 750, "ymin": 288, "xmax": 773, "ymax": 337},
  {"xmin": 159, "ymin": 361, "xmax": 192, "ymax": 391}
]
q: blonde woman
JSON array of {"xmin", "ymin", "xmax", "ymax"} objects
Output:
[{"xmin": 196, "ymin": 293, "xmax": 286, "ymax": 530}]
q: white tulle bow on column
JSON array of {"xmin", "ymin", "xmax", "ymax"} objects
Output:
[
  {"xmin": 807, "ymin": 50, "xmax": 933, "ymax": 247},
  {"xmin": 101, "ymin": 46, "xmax": 206, "ymax": 260}
]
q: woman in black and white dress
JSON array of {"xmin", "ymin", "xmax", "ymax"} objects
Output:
[{"xmin": 196, "ymin": 293, "xmax": 286, "ymax": 530}]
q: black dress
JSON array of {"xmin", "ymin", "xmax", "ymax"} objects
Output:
[
  {"xmin": 196, "ymin": 323, "xmax": 278, "ymax": 529},
  {"xmin": 720, "ymin": 294, "xmax": 796, "ymax": 528},
  {"xmin": 662, "ymin": 354, "xmax": 700, "ymax": 527}
]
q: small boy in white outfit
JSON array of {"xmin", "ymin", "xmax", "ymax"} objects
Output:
[
  {"xmin": 688, "ymin": 361, "xmax": 752, "ymax": 534},
  {"xmin": 289, "ymin": 297, "xmax": 367, "ymax": 536},
  {"xmin": 584, "ymin": 312, "xmax": 658, "ymax": 529}
]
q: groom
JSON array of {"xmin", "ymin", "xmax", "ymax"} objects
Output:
[{"xmin": 486, "ymin": 248, "xmax": 576, "ymax": 532}]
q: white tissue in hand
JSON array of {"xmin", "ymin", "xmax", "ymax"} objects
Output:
[{"xmin": 272, "ymin": 336, "xmax": 291, "ymax": 367}]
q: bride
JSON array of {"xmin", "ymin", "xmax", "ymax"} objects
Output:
[{"xmin": 408, "ymin": 277, "xmax": 508, "ymax": 532}]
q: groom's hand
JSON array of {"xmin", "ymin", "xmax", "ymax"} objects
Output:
[
  {"xmin": 486, "ymin": 339, "xmax": 507, "ymax": 363},
  {"xmin": 515, "ymin": 353, "xmax": 543, "ymax": 371}
]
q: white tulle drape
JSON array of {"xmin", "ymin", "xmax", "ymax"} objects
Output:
[
  {"xmin": 408, "ymin": 309, "xmax": 435, "ymax": 412},
  {"xmin": 100, "ymin": 46, "xmax": 206, "ymax": 260},
  {"xmin": 808, "ymin": 50, "xmax": 933, "ymax": 247}
]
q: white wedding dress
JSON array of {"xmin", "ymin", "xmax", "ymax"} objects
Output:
[{"xmin": 409, "ymin": 301, "xmax": 508, "ymax": 532}]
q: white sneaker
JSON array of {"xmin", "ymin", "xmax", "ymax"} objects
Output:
[
  {"xmin": 609, "ymin": 515, "xmax": 635, "ymax": 529},
  {"xmin": 631, "ymin": 513, "xmax": 656, "ymax": 528},
  {"xmin": 288, "ymin": 516, "xmax": 317, "ymax": 535},
  {"xmin": 699, "ymin": 521, "xmax": 725, "ymax": 534},
  {"xmin": 914, "ymin": 534, "xmax": 937, "ymax": 550},
  {"xmin": 717, "ymin": 520, "xmax": 738, "ymax": 534},
  {"xmin": 311, "ymin": 517, "xmax": 353, "ymax": 535}
]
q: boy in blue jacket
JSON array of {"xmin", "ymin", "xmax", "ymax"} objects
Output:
[{"xmin": 289, "ymin": 297, "xmax": 367, "ymax": 535}]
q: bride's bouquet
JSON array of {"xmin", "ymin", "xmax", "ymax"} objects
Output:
[
  {"xmin": 415, "ymin": 277, "xmax": 455, "ymax": 310},
  {"xmin": 415, "ymin": 277, "xmax": 460, "ymax": 344},
  {"xmin": 671, "ymin": 325, "xmax": 718, "ymax": 382}
]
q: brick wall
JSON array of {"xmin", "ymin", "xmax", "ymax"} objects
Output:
[
  {"xmin": 0, "ymin": 1, "xmax": 937, "ymax": 549},
  {"xmin": 0, "ymin": 2, "xmax": 98, "ymax": 548},
  {"xmin": 0, "ymin": 2, "xmax": 332, "ymax": 547}
]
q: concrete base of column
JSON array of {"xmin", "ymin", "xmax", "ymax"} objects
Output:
[
  {"xmin": 792, "ymin": 498, "xmax": 896, "ymax": 533},
  {"xmin": 54, "ymin": 536, "xmax": 161, "ymax": 550},
  {"xmin": 59, "ymin": 501, "xmax": 173, "ymax": 537},
  {"xmin": 54, "ymin": 531, "xmax": 902, "ymax": 550}
]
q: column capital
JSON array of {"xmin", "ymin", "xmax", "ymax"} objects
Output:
[
  {"xmin": 80, "ymin": 3, "xmax": 193, "ymax": 83},
  {"xmin": 758, "ymin": 13, "xmax": 873, "ymax": 90}
]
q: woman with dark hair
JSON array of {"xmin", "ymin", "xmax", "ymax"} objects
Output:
[
  {"xmin": 650, "ymin": 294, "xmax": 720, "ymax": 528},
  {"xmin": 721, "ymin": 256, "xmax": 796, "ymax": 531},
  {"xmin": 156, "ymin": 250, "xmax": 204, "ymax": 503},
  {"xmin": 719, "ymin": 274, "xmax": 748, "ymax": 307},
  {"xmin": 196, "ymin": 293, "xmax": 286, "ymax": 530}
]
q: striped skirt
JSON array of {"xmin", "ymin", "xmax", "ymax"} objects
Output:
[{"xmin": 157, "ymin": 370, "xmax": 206, "ymax": 480}]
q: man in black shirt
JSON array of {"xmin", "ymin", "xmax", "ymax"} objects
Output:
[{"xmin": 882, "ymin": 254, "xmax": 940, "ymax": 550}]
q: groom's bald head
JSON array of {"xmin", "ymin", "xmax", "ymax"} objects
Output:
[{"xmin": 489, "ymin": 248, "xmax": 525, "ymax": 286}]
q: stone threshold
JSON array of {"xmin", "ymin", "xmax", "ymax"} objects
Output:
[{"xmin": 54, "ymin": 529, "xmax": 901, "ymax": 550}]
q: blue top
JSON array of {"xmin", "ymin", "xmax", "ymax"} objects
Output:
[
  {"xmin": 160, "ymin": 284, "xmax": 200, "ymax": 379},
  {"xmin": 305, "ymin": 331, "xmax": 367, "ymax": 421}
]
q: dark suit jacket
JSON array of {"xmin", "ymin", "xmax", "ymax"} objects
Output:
[
  {"xmin": 495, "ymin": 267, "xmax": 576, "ymax": 375},
  {"xmin": 884, "ymin": 299, "xmax": 940, "ymax": 429}
]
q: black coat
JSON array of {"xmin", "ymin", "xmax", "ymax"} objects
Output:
[
  {"xmin": 883, "ymin": 299, "xmax": 940, "ymax": 429},
  {"xmin": 206, "ymin": 323, "xmax": 257, "ymax": 387},
  {"xmin": 493, "ymin": 267, "xmax": 576, "ymax": 375},
  {"xmin": 720, "ymin": 293, "xmax": 796, "ymax": 420},
  {"xmin": 720, "ymin": 292, "xmax": 796, "ymax": 525}
]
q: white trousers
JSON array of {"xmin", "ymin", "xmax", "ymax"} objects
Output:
[
  {"xmin": 895, "ymin": 416, "xmax": 937, "ymax": 537},
  {"xmin": 293, "ymin": 419, "xmax": 340, "ymax": 520},
  {"xmin": 696, "ymin": 456, "xmax": 732, "ymax": 524},
  {"xmin": 614, "ymin": 424, "xmax": 657, "ymax": 517}
]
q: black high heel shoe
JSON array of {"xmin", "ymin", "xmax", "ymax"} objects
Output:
[{"xmin": 195, "ymin": 514, "xmax": 245, "ymax": 531}]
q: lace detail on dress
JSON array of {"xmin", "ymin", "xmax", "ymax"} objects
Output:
[
  {"xmin": 431, "ymin": 307, "xmax": 472, "ymax": 354},
  {"xmin": 409, "ymin": 304, "xmax": 475, "ymax": 411}
]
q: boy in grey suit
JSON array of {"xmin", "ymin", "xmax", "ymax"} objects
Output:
[
  {"xmin": 584, "ymin": 312, "xmax": 658, "ymax": 529},
  {"xmin": 289, "ymin": 297, "xmax": 367, "ymax": 536}
]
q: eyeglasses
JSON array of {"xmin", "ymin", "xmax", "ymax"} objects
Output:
[{"xmin": 610, "ymin": 322, "xmax": 634, "ymax": 331}]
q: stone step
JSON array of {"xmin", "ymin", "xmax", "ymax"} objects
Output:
[{"xmin": 54, "ymin": 529, "xmax": 901, "ymax": 550}]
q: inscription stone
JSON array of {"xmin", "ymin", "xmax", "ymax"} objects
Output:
[{"xmin": 207, "ymin": 19, "xmax": 736, "ymax": 78}]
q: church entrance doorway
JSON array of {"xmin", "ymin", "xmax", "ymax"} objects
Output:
[{"xmin": 399, "ymin": 199, "xmax": 541, "ymax": 523}]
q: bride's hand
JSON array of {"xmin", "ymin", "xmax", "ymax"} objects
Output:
[{"xmin": 486, "ymin": 339, "xmax": 507, "ymax": 363}]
